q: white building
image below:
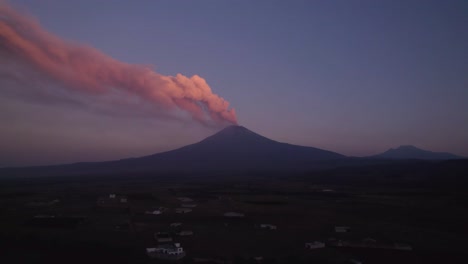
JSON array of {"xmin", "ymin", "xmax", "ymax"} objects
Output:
[
  {"xmin": 176, "ymin": 208, "xmax": 192, "ymax": 214},
  {"xmin": 97, "ymin": 194, "xmax": 128, "ymax": 207},
  {"xmin": 223, "ymin": 212, "xmax": 245, "ymax": 218},
  {"xmin": 27, "ymin": 199, "xmax": 60, "ymax": 207},
  {"xmin": 145, "ymin": 210, "xmax": 162, "ymax": 215},
  {"xmin": 305, "ymin": 241, "xmax": 325, "ymax": 249},
  {"xmin": 335, "ymin": 226, "xmax": 351, "ymax": 233},
  {"xmin": 260, "ymin": 224, "xmax": 277, "ymax": 230},
  {"xmin": 394, "ymin": 243, "xmax": 412, "ymax": 251},
  {"xmin": 181, "ymin": 204, "xmax": 197, "ymax": 208},
  {"xmin": 155, "ymin": 232, "xmax": 173, "ymax": 243},
  {"xmin": 177, "ymin": 230, "xmax": 194, "ymax": 236},
  {"xmin": 146, "ymin": 243, "xmax": 185, "ymax": 260},
  {"xmin": 33, "ymin": 215, "xmax": 55, "ymax": 218},
  {"xmin": 170, "ymin": 222, "xmax": 182, "ymax": 227},
  {"xmin": 177, "ymin": 197, "xmax": 194, "ymax": 202}
]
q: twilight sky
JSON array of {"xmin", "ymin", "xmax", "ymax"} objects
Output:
[{"xmin": 1, "ymin": 0, "xmax": 467, "ymax": 167}]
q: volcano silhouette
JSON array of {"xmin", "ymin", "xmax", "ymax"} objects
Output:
[
  {"xmin": 3, "ymin": 126, "xmax": 465, "ymax": 176},
  {"xmin": 1, "ymin": 125, "xmax": 347, "ymax": 175},
  {"xmin": 121, "ymin": 125, "xmax": 345, "ymax": 170}
]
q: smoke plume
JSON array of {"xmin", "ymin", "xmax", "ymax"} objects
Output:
[{"xmin": 0, "ymin": 2, "xmax": 237, "ymax": 125}]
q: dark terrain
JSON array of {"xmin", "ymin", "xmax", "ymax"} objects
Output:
[
  {"xmin": 1, "ymin": 126, "xmax": 467, "ymax": 263},
  {"xmin": 1, "ymin": 160, "xmax": 468, "ymax": 264}
]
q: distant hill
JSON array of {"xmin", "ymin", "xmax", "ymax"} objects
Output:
[{"xmin": 370, "ymin": 145, "xmax": 463, "ymax": 160}]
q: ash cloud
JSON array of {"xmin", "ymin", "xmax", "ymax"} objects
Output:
[{"xmin": 0, "ymin": 2, "xmax": 238, "ymax": 125}]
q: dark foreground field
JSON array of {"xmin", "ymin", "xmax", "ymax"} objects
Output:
[{"xmin": 1, "ymin": 161, "xmax": 467, "ymax": 264}]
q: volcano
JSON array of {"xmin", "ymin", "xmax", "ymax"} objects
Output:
[
  {"xmin": 2, "ymin": 125, "xmax": 346, "ymax": 175},
  {"xmin": 119, "ymin": 125, "xmax": 346, "ymax": 170},
  {"xmin": 3, "ymin": 126, "xmax": 466, "ymax": 177}
]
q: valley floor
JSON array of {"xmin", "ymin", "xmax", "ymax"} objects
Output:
[{"xmin": 1, "ymin": 171, "xmax": 467, "ymax": 264}]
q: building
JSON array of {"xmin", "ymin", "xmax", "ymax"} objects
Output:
[
  {"xmin": 254, "ymin": 256, "xmax": 264, "ymax": 262},
  {"xmin": 328, "ymin": 238, "xmax": 412, "ymax": 251},
  {"xmin": 335, "ymin": 226, "xmax": 351, "ymax": 233},
  {"xmin": 33, "ymin": 215, "xmax": 55, "ymax": 218},
  {"xmin": 177, "ymin": 230, "xmax": 194, "ymax": 236},
  {"xmin": 181, "ymin": 204, "xmax": 197, "ymax": 208},
  {"xmin": 260, "ymin": 224, "xmax": 277, "ymax": 230},
  {"xmin": 223, "ymin": 212, "xmax": 245, "ymax": 218},
  {"xmin": 363, "ymin": 237, "xmax": 377, "ymax": 244},
  {"xmin": 146, "ymin": 243, "xmax": 185, "ymax": 260},
  {"xmin": 155, "ymin": 232, "xmax": 173, "ymax": 243},
  {"xmin": 27, "ymin": 199, "xmax": 60, "ymax": 207},
  {"xmin": 97, "ymin": 194, "xmax": 128, "ymax": 208},
  {"xmin": 177, "ymin": 197, "xmax": 194, "ymax": 202},
  {"xmin": 394, "ymin": 243, "xmax": 413, "ymax": 251},
  {"xmin": 170, "ymin": 222, "xmax": 182, "ymax": 227},
  {"xmin": 305, "ymin": 241, "xmax": 325, "ymax": 249},
  {"xmin": 145, "ymin": 210, "xmax": 162, "ymax": 215},
  {"xmin": 176, "ymin": 208, "xmax": 192, "ymax": 214}
]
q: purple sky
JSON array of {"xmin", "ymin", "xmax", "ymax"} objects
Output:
[{"xmin": 1, "ymin": 0, "xmax": 467, "ymax": 167}]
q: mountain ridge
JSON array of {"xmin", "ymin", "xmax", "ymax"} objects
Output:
[
  {"xmin": 1, "ymin": 126, "xmax": 465, "ymax": 176},
  {"xmin": 129, "ymin": 125, "xmax": 346, "ymax": 168},
  {"xmin": 371, "ymin": 145, "xmax": 463, "ymax": 160}
]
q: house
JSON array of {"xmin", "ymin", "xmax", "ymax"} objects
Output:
[
  {"xmin": 181, "ymin": 204, "xmax": 197, "ymax": 208},
  {"xmin": 223, "ymin": 212, "xmax": 245, "ymax": 218},
  {"xmin": 328, "ymin": 239, "xmax": 345, "ymax": 247},
  {"xmin": 176, "ymin": 208, "xmax": 192, "ymax": 214},
  {"xmin": 27, "ymin": 199, "xmax": 60, "ymax": 207},
  {"xmin": 177, "ymin": 230, "xmax": 194, "ymax": 236},
  {"xmin": 177, "ymin": 197, "xmax": 193, "ymax": 202},
  {"xmin": 394, "ymin": 243, "xmax": 412, "ymax": 251},
  {"xmin": 146, "ymin": 243, "xmax": 185, "ymax": 260},
  {"xmin": 33, "ymin": 214, "xmax": 55, "ymax": 218},
  {"xmin": 305, "ymin": 241, "xmax": 325, "ymax": 249},
  {"xmin": 193, "ymin": 257, "xmax": 226, "ymax": 263},
  {"xmin": 155, "ymin": 232, "xmax": 173, "ymax": 243},
  {"xmin": 362, "ymin": 237, "xmax": 377, "ymax": 244},
  {"xmin": 335, "ymin": 226, "xmax": 351, "ymax": 233},
  {"xmin": 97, "ymin": 194, "xmax": 128, "ymax": 207},
  {"xmin": 260, "ymin": 224, "xmax": 277, "ymax": 230},
  {"xmin": 327, "ymin": 238, "xmax": 411, "ymax": 251},
  {"xmin": 170, "ymin": 222, "xmax": 182, "ymax": 227},
  {"xmin": 28, "ymin": 215, "xmax": 85, "ymax": 228},
  {"xmin": 145, "ymin": 210, "xmax": 162, "ymax": 215},
  {"xmin": 145, "ymin": 209, "xmax": 162, "ymax": 215},
  {"xmin": 115, "ymin": 222, "xmax": 130, "ymax": 230},
  {"xmin": 106, "ymin": 194, "xmax": 127, "ymax": 202},
  {"xmin": 254, "ymin": 256, "xmax": 263, "ymax": 262}
]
